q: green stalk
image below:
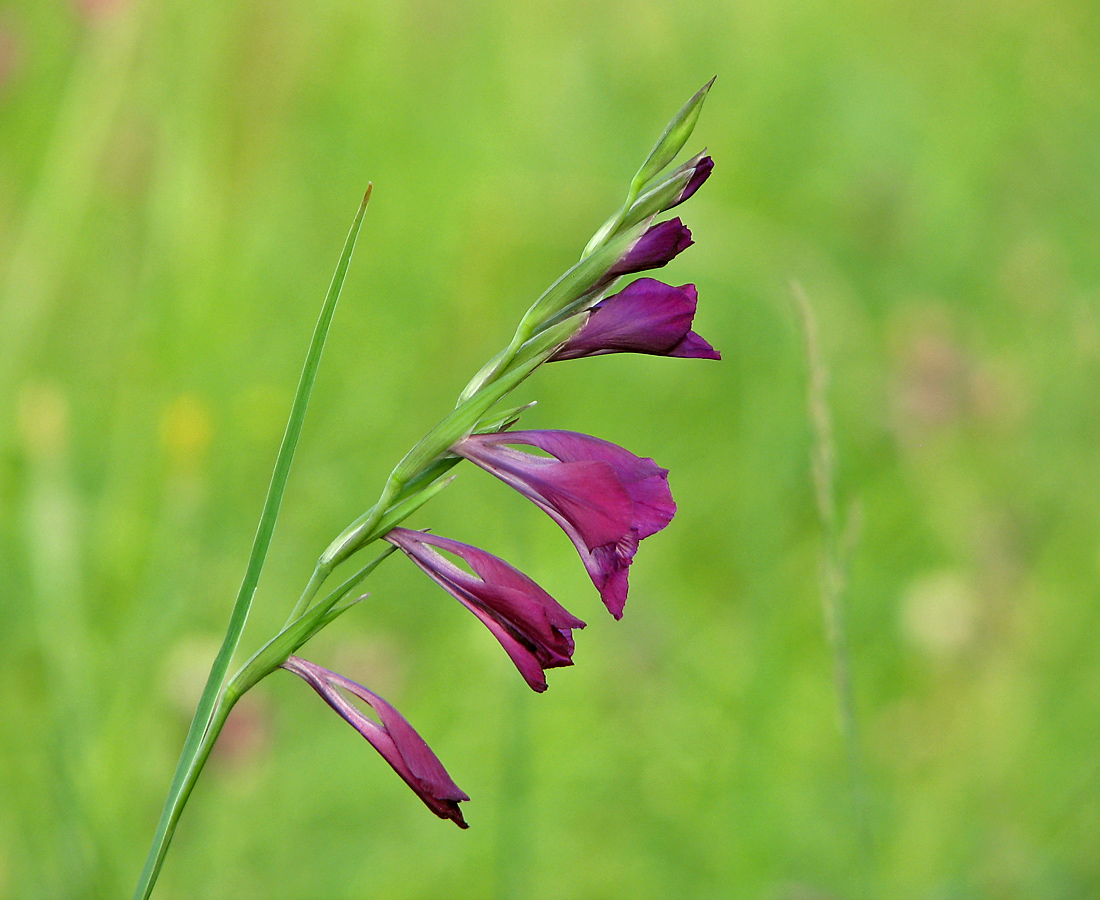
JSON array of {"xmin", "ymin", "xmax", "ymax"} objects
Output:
[
  {"xmin": 284, "ymin": 465, "xmax": 457, "ymax": 626},
  {"xmin": 318, "ymin": 318, "xmax": 577, "ymax": 575},
  {"xmin": 132, "ymin": 186, "xmax": 372, "ymax": 900}
]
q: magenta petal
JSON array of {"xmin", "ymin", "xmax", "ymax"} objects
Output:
[
  {"xmin": 550, "ymin": 278, "xmax": 720, "ymax": 361},
  {"xmin": 281, "ymin": 656, "xmax": 469, "ymax": 827},
  {"xmin": 611, "ymin": 218, "xmax": 693, "ymax": 277},
  {"xmin": 385, "ymin": 528, "xmax": 585, "ymax": 692},
  {"xmin": 448, "ymin": 444, "xmax": 634, "ymax": 548},
  {"xmin": 591, "ymin": 539, "xmax": 636, "ymax": 619},
  {"xmin": 672, "ymin": 155, "xmax": 713, "ymax": 208},
  {"xmin": 500, "ymin": 431, "xmax": 676, "ymax": 539},
  {"xmin": 670, "ymin": 330, "xmax": 721, "ymax": 359},
  {"xmin": 453, "ymin": 431, "xmax": 676, "ymax": 618}
]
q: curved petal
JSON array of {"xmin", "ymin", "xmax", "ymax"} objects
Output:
[
  {"xmin": 281, "ymin": 655, "xmax": 469, "ymax": 827},
  {"xmin": 385, "ymin": 529, "xmax": 585, "ymax": 692},
  {"xmin": 453, "ymin": 431, "xmax": 676, "ymax": 618},
  {"xmin": 551, "ymin": 279, "xmax": 720, "ymax": 361}
]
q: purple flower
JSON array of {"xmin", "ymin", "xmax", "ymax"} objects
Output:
[
  {"xmin": 610, "ymin": 218, "xmax": 693, "ymax": 277},
  {"xmin": 281, "ymin": 655, "xmax": 469, "ymax": 827},
  {"xmin": 452, "ymin": 430, "xmax": 676, "ymax": 619},
  {"xmin": 550, "ymin": 277, "xmax": 720, "ymax": 361},
  {"xmin": 385, "ymin": 527, "xmax": 585, "ymax": 692},
  {"xmin": 671, "ymin": 155, "xmax": 713, "ymax": 209}
]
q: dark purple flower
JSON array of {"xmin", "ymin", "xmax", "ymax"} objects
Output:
[
  {"xmin": 550, "ymin": 277, "xmax": 720, "ymax": 361},
  {"xmin": 671, "ymin": 155, "xmax": 713, "ymax": 209},
  {"xmin": 385, "ymin": 527, "xmax": 585, "ymax": 692},
  {"xmin": 610, "ymin": 218, "xmax": 693, "ymax": 277},
  {"xmin": 452, "ymin": 430, "xmax": 676, "ymax": 619},
  {"xmin": 280, "ymin": 655, "xmax": 469, "ymax": 827}
]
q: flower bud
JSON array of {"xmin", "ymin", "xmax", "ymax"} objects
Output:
[{"xmin": 629, "ymin": 77, "xmax": 716, "ymax": 194}]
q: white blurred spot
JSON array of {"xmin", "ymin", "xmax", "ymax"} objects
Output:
[{"xmin": 901, "ymin": 570, "xmax": 978, "ymax": 657}]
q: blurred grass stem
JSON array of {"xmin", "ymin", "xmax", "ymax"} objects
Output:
[
  {"xmin": 792, "ymin": 281, "xmax": 874, "ymax": 897},
  {"xmin": 132, "ymin": 187, "xmax": 372, "ymax": 900}
]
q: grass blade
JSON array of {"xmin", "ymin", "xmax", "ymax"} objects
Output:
[{"xmin": 132, "ymin": 186, "xmax": 373, "ymax": 900}]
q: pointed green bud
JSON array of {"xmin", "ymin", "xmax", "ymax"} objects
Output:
[
  {"xmin": 622, "ymin": 168, "xmax": 693, "ymax": 229},
  {"xmin": 517, "ymin": 221, "xmax": 647, "ymax": 338},
  {"xmin": 320, "ymin": 466, "xmax": 460, "ymax": 570},
  {"xmin": 364, "ymin": 473, "xmax": 458, "ymax": 543},
  {"xmin": 230, "ymin": 543, "xmax": 400, "ymax": 694},
  {"xmin": 582, "ymin": 78, "xmax": 715, "ymax": 258},
  {"xmin": 513, "ymin": 313, "xmax": 587, "ymax": 362},
  {"xmin": 392, "ymin": 456, "xmax": 463, "ymax": 505},
  {"xmin": 630, "ymin": 77, "xmax": 715, "ymax": 195}
]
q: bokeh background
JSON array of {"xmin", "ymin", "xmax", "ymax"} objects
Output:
[{"xmin": 2, "ymin": 0, "xmax": 1099, "ymax": 897}]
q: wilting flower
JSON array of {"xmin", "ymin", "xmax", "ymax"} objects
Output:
[
  {"xmin": 385, "ymin": 527, "xmax": 585, "ymax": 692},
  {"xmin": 452, "ymin": 430, "xmax": 675, "ymax": 619},
  {"xmin": 280, "ymin": 655, "xmax": 469, "ymax": 827},
  {"xmin": 610, "ymin": 217, "xmax": 693, "ymax": 277},
  {"xmin": 550, "ymin": 277, "xmax": 720, "ymax": 361}
]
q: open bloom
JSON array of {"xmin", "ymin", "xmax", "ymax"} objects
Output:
[
  {"xmin": 281, "ymin": 655, "xmax": 469, "ymax": 827},
  {"xmin": 385, "ymin": 527, "xmax": 585, "ymax": 692},
  {"xmin": 550, "ymin": 277, "xmax": 720, "ymax": 361},
  {"xmin": 610, "ymin": 217, "xmax": 693, "ymax": 277},
  {"xmin": 452, "ymin": 430, "xmax": 675, "ymax": 619}
]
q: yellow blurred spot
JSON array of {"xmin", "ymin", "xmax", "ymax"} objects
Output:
[
  {"xmin": 15, "ymin": 382, "xmax": 68, "ymax": 461},
  {"xmin": 159, "ymin": 393, "xmax": 212, "ymax": 471}
]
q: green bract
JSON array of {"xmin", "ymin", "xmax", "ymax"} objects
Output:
[{"xmin": 582, "ymin": 76, "xmax": 715, "ymax": 258}]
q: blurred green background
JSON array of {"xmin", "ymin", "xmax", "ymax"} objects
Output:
[{"xmin": 2, "ymin": 0, "xmax": 1099, "ymax": 897}]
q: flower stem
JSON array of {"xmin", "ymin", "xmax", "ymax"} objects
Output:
[
  {"xmin": 132, "ymin": 187, "xmax": 372, "ymax": 900},
  {"xmin": 284, "ymin": 562, "xmax": 331, "ymax": 628},
  {"xmin": 131, "ymin": 689, "xmax": 239, "ymax": 900}
]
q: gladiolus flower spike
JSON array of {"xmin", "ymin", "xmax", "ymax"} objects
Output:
[
  {"xmin": 452, "ymin": 431, "xmax": 676, "ymax": 619},
  {"xmin": 133, "ymin": 83, "xmax": 718, "ymax": 900},
  {"xmin": 281, "ymin": 655, "xmax": 469, "ymax": 827},
  {"xmin": 386, "ymin": 528, "xmax": 585, "ymax": 692}
]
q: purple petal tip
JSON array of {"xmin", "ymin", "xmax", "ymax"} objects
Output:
[
  {"xmin": 676, "ymin": 155, "xmax": 713, "ymax": 207},
  {"xmin": 551, "ymin": 278, "xmax": 720, "ymax": 362},
  {"xmin": 612, "ymin": 218, "xmax": 693, "ymax": 277}
]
